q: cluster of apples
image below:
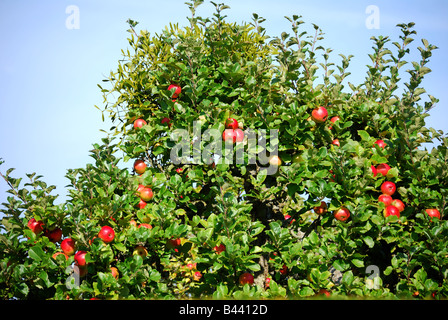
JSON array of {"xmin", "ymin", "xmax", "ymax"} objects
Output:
[
  {"xmin": 222, "ymin": 117, "xmax": 244, "ymax": 143},
  {"xmin": 27, "ymin": 218, "xmax": 63, "ymax": 243}
]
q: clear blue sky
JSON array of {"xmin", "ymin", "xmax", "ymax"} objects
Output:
[{"xmin": 1, "ymin": 0, "xmax": 447, "ymax": 206}]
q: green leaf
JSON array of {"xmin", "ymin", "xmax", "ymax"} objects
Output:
[
  {"xmin": 28, "ymin": 245, "xmax": 45, "ymax": 262},
  {"xmin": 342, "ymin": 270, "xmax": 354, "ymax": 287},
  {"xmin": 363, "ymin": 236, "xmax": 375, "ymax": 248}
]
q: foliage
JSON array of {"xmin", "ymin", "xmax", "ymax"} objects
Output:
[{"xmin": 1, "ymin": 1, "xmax": 448, "ymax": 299}]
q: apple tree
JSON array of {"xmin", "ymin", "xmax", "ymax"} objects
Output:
[{"xmin": 1, "ymin": 1, "xmax": 448, "ymax": 299}]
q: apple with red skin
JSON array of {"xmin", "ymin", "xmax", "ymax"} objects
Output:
[
  {"xmin": 381, "ymin": 181, "xmax": 396, "ymax": 196},
  {"xmin": 111, "ymin": 267, "xmax": 119, "ymax": 279},
  {"xmin": 139, "ymin": 187, "xmax": 154, "ymax": 202},
  {"xmin": 425, "ymin": 209, "xmax": 441, "ymax": 220},
  {"xmin": 269, "ymin": 155, "xmax": 282, "ymax": 166},
  {"xmin": 222, "ymin": 129, "xmax": 236, "ymax": 143},
  {"xmin": 314, "ymin": 201, "xmax": 328, "ymax": 215},
  {"xmin": 225, "ymin": 118, "xmax": 238, "ymax": 130},
  {"xmin": 98, "ymin": 226, "xmax": 115, "ymax": 244},
  {"xmin": 138, "ymin": 223, "xmax": 152, "ymax": 229},
  {"xmin": 74, "ymin": 250, "xmax": 88, "ymax": 267},
  {"xmin": 161, "ymin": 117, "xmax": 171, "ymax": 128},
  {"xmin": 193, "ymin": 271, "xmax": 202, "ymax": 281},
  {"xmin": 334, "ymin": 207, "xmax": 350, "ymax": 222},
  {"xmin": 371, "ymin": 165, "xmax": 378, "ymax": 177},
  {"xmin": 176, "ymin": 168, "xmax": 183, "ymax": 174},
  {"xmin": 168, "ymin": 84, "xmax": 181, "ymax": 98},
  {"xmin": 168, "ymin": 238, "xmax": 181, "ymax": 248},
  {"xmin": 45, "ymin": 227, "xmax": 62, "ymax": 242},
  {"xmin": 318, "ymin": 289, "xmax": 331, "ymax": 297},
  {"xmin": 133, "ymin": 159, "xmax": 147, "ymax": 175},
  {"xmin": 133, "ymin": 118, "xmax": 147, "ymax": 129},
  {"xmin": 391, "ymin": 199, "xmax": 405, "ymax": 212},
  {"xmin": 137, "ymin": 199, "xmax": 147, "ymax": 209},
  {"xmin": 329, "ymin": 116, "xmax": 340, "ymax": 130},
  {"xmin": 311, "ymin": 106, "xmax": 328, "ymax": 123},
  {"xmin": 239, "ymin": 272, "xmax": 254, "ymax": 285},
  {"xmin": 374, "ymin": 139, "xmax": 386, "ymax": 149},
  {"xmin": 376, "ymin": 163, "xmax": 391, "ymax": 176},
  {"xmin": 378, "ymin": 194, "xmax": 393, "ymax": 206},
  {"xmin": 28, "ymin": 218, "xmax": 44, "ymax": 234},
  {"xmin": 61, "ymin": 238, "xmax": 76, "ymax": 256},
  {"xmin": 332, "ymin": 139, "xmax": 340, "ymax": 147},
  {"xmin": 384, "ymin": 205, "xmax": 400, "ymax": 218},
  {"xmin": 234, "ymin": 128, "xmax": 244, "ymax": 142},
  {"xmin": 52, "ymin": 252, "xmax": 68, "ymax": 260},
  {"xmin": 213, "ymin": 243, "xmax": 226, "ymax": 254}
]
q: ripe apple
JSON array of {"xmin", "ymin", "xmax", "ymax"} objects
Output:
[
  {"xmin": 425, "ymin": 209, "xmax": 441, "ymax": 220},
  {"xmin": 213, "ymin": 243, "xmax": 226, "ymax": 254},
  {"xmin": 374, "ymin": 139, "xmax": 386, "ymax": 149},
  {"xmin": 74, "ymin": 250, "xmax": 88, "ymax": 267},
  {"xmin": 193, "ymin": 271, "xmax": 202, "ymax": 281},
  {"xmin": 61, "ymin": 238, "xmax": 76, "ymax": 256},
  {"xmin": 186, "ymin": 262, "xmax": 197, "ymax": 270},
  {"xmin": 139, "ymin": 187, "xmax": 154, "ymax": 202},
  {"xmin": 279, "ymin": 264, "xmax": 288, "ymax": 275},
  {"xmin": 28, "ymin": 218, "xmax": 44, "ymax": 234},
  {"xmin": 168, "ymin": 84, "xmax": 181, "ymax": 99},
  {"xmin": 318, "ymin": 289, "xmax": 331, "ymax": 297},
  {"xmin": 133, "ymin": 118, "xmax": 147, "ymax": 129},
  {"xmin": 376, "ymin": 163, "xmax": 391, "ymax": 176},
  {"xmin": 384, "ymin": 205, "xmax": 400, "ymax": 218},
  {"xmin": 314, "ymin": 201, "xmax": 328, "ymax": 215},
  {"xmin": 133, "ymin": 159, "xmax": 147, "ymax": 175},
  {"xmin": 133, "ymin": 245, "xmax": 148, "ymax": 258},
  {"xmin": 332, "ymin": 139, "xmax": 340, "ymax": 147},
  {"xmin": 52, "ymin": 252, "xmax": 68, "ymax": 260},
  {"xmin": 378, "ymin": 194, "xmax": 393, "ymax": 206},
  {"xmin": 234, "ymin": 128, "xmax": 244, "ymax": 143},
  {"xmin": 138, "ymin": 223, "xmax": 152, "ymax": 229},
  {"xmin": 176, "ymin": 167, "xmax": 183, "ymax": 174},
  {"xmin": 334, "ymin": 207, "xmax": 350, "ymax": 222},
  {"xmin": 269, "ymin": 155, "xmax": 282, "ymax": 166},
  {"xmin": 137, "ymin": 199, "xmax": 147, "ymax": 209},
  {"xmin": 45, "ymin": 227, "xmax": 63, "ymax": 242},
  {"xmin": 111, "ymin": 267, "xmax": 119, "ymax": 279},
  {"xmin": 161, "ymin": 117, "xmax": 171, "ymax": 128},
  {"xmin": 168, "ymin": 238, "xmax": 181, "ymax": 248},
  {"xmin": 381, "ymin": 181, "xmax": 396, "ymax": 196},
  {"xmin": 225, "ymin": 118, "xmax": 238, "ymax": 130},
  {"xmin": 98, "ymin": 226, "xmax": 115, "ymax": 244},
  {"xmin": 311, "ymin": 106, "xmax": 328, "ymax": 123},
  {"xmin": 329, "ymin": 116, "xmax": 340, "ymax": 130},
  {"xmin": 371, "ymin": 165, "xmax": 378, "ymax": 177},
  {"xmin": 239, "ymin": 272, "xmax": 254, "ymax": 285},
  {"xmin": 391, "ymin": 199, "xmax": 405, "ymax": 212},
  {"xmin": 222, "ymin": 129, "xmax": 236, "ymax": 143}
]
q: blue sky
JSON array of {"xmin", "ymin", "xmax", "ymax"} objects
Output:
[{"xmin": 1, "ymin": 0, "xmax": 447, "ymax": 206}]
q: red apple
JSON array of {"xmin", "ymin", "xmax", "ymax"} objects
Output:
[
  {"xmin": 98, "ymin": 226, "xmax": 115, "ymax": 244},
  {"xmin": 213, "ymin": 244, "xmax": 226, "ymax": 254},
  {"xmin": 318, "ymin": 289, "xmax": 331, "ymax": 297},
  {"xmin": 332, "ymin": 139, "xmax": 340, "ymax": 147},
  {"xmin": 311, "ymin": 106, "xmax": 328, "ymax": 123},
  {"xmin": 133, "ymin": 159, "xmax": 147, "ymax": 175},
  {"xmin": 371, "ymin": 165, "xmax": 378, "ymax": 177},
  {"xmin": 137, "ymin": 199, "xmax": 147, "ymax": 209},
  {"xmin": 193, "ymin": 271, "xmax": 202, "ymax": 281},
  {"xmin": 225, "ymin": 118, "xmax": 238, "ymax": 130},
  {"xmin": 133, "ymin": 118, "xmax": 147, "ymax": 129},
  {"xmin": 168, "ymin": 238, "xmax": 181, "ymax": 248},
  {"xmin": 314, "ymin": 201, "xmax": 328, "ymax": 215},
  {"xmin": 46, "ymin": 228, "xmax": 63, "ymax": 242},
  {"xmin": 138, "ymin": 223, "xmax": 153, "ymax": 229},
  {"xmin": 239, "ymin": 272, "xmax": 254, "ymax": 285},
  {"xmin": 374, "ymin": 139, "xmax": 386, "ymax": 149},
  {"xmin": 329, "ymin": 116, "xmax": 340, "ymax": 130},
  {"xmin": 381, "ymin": 181, "xmax": 396, "ymax": 196},
  {"xmin": 222, "ymin": 129, "xmax": 236, "ymax": 143},
  {"xmin": 161, "ymin": 117, "xmax": 171, "ymax": 128},
  {"xmin": 52, "ymin": 252, "xmax": 68, "ymax": 260},
  {"xmin": 378, "ymin": 194, "xmax": 393, "ymax": 206},
  {"xmin": 74, "ymin": 250, "xmax": 88, "ymax": 267},
  {"xmin": 168, "ymin": 84, "xmax": 181, "ymax": 98},
  {"xmin": 176, "ymin": 168, "xmax": 183, "ymax": 174},
  {"xmin": 111, "ymin": 267, "xmax": 119, "ymax": 279},
  {"xmin": 28, "ymin": 218, "xmax": 44, "ymax": 235},
  {"xmin": 425, "ymin": 209, "xmax": 441, "ymax": 220},
  {"xmin": 391, "ymin": 199, "xmax": 405, "ymax": 212},
  {"xmin": 279, "ymin": 264, "xmax": 288, "ymax": 275},
  {"xmin": 61, "ymin": 238, "xmax": 76, "ymax": 256},
  {"xmin": 334, "ymin": 207, "xmax": 350, "ymax": 222},
  {"xmin": 384, "ymin": 205, "xmax": 400, "ymax": 218},
  {"xmin": 234, "ymin": 128, "xmax": 244, "ymax": 142},
  {"xmin": 376, "ymin": 163, "xmax": 391, "ymax": 176},
  {"xmin": 139, "ymin": 187, "xmax": 154, "ymax": 202}
]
